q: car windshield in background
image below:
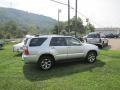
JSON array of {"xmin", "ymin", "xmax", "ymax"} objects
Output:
[{"xmin": 29, "ymin": 38, "xmax": 47, "ymax": 46}]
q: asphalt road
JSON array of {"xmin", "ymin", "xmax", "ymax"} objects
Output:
[{"xmin": 107, "ymin": 38, "xmax": 120, "ymax": 50}]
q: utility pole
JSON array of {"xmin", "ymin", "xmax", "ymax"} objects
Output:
[
  {"xmin": 75, "ymin": 0, "xmax": 77, "ymax": 36},
  {"xmin": 58, "ymin": 9, "xmax": 61, "ymax": 34},
  {"xmin": 68, "ymin": 0, "xmax": 70, "ymax": 35}
]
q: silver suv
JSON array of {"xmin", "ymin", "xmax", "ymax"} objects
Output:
[
  {"xmin": 86, "ymin": 32, "xmax": 108, "ymax": 48},
  {"xmin": 22, "ymin": 35, "xmax": 99, "ymax": 70}
]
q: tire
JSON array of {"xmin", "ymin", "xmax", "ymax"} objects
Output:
[
  {"xmin": 100, "ymin": 42, "xmax": 104, "ymax": 48},
  {"xmin": 38, "ymin": 56, "xmax": 54, "ymax": 70},
  {"xmin": 86, "ymin": 51, "xmax": 97, "ymax": 63},
  {"xmin": 106, "ymin": 42, "xmax": 108, "ymax": 46},
  {"xmin": 101, "ymin": 44, "xmax": 104, "ymax": 48}
]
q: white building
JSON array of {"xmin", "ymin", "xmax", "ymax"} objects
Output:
[{"xmin": 95, "ymin": 28, "xmax": 120, "ymax": 34}]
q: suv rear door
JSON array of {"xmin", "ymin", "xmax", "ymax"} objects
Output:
[
  {"xmin": 28, "ymin": 38, "xmax": 47, "ymax": 55},
  {"xmin": 49, "ymin": 37, "xmax": 68, "ymax": 60}
]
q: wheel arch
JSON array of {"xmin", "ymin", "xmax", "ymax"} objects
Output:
[
  {"xmin": 87, "ymin": 50, "xmax": 98, "ymax": 56},
  {"xmin": 38, "ymin": 53, "xmax": 55, "ymax": 63}
]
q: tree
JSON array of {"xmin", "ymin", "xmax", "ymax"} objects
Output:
[
  {"xmin": 71, "ymin": 16, "xmax": 84, "ymax": 33},
  {"xmin": 0, "ymin": 20, "xmax": 29, "ymax": 38},
  {"xmin": 52, "ymin": 16, "xmax": 95, "ymax": 36},
  {"xmin": 64, "ymin": 16, "xmax": 85, "ymax": 35},
  {"xmin": 85, "ymin": 23, "xmax": 95, "ymax": 34},
  {"xmin": 52, "ymin": 22, "xmax": 65, "ymax": 34},
  {"xmin": 27, "ymin": 26, "xmax": 41, "ymax": 35},
  {"xmin": 52, "ymin": 25, "xmax": 58, "ymax": 34}
]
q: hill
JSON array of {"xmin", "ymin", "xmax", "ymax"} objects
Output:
[{"xmin": 0, "ymin": 7, "xmax": 57, "ymax": 33}]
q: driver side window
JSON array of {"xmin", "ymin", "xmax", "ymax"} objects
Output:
[{"xmin": 66, "ymin": 37, "xmax": 81, "ymax": 46}]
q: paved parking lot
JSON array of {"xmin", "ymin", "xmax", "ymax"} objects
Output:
[{"xmin": 107, "ymin": 38, "xmax": 120, "ymax": 50}]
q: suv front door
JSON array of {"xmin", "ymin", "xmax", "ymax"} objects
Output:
[{"xmin": 65, "ymin": 37, "xmax": 84, "ymax": 59}]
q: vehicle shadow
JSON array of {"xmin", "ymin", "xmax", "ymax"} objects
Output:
[
  {"xmin": 102, "ymin": 45, "xmax": 111, "ymax": 50},
  {"xmin": 0, "ymin": 48, "xmax": 4, "ymax": 50},
  {"xmin": 23, "ymin": 59, "xmax": 105, "ymax": 82},
  {"xmin": 14, "ymin": 53, "xmax": 22, "ymax": 57}
]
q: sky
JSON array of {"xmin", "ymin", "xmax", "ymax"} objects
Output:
[{"xmin": 0, "ymin": 0, "xmax": 120, "ymax": 28}]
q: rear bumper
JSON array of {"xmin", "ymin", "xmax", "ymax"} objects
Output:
[
  {"xmin": 87, "ymin": 42, "xmax": 102, "ymax": 45},
  {"xmin": 22, "ymin": 54, "xmax": 38, "ymax": 63}
]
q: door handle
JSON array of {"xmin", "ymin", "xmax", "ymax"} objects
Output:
[
  {"xmin": 68, "ymin": 46, "xmax": 71, "ymax": 48},
  {"xmin": 51, "ymin": 46, "xmax": 55, "ymax": 49}
]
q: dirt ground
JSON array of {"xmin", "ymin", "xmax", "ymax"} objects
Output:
[{"xmin": 107, "ymin": 39, "xmax": 120, "ymax": 51}]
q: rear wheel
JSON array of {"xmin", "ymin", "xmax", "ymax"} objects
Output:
[
  {"xmin": 38, "ymin": 56, "xmax": 54, "ymax": 70},
  {"xmin": 106, "ymin": 42, "xmax": 108, "ymax": 46},
  {"xmin": 86, "ymin": 51, "xmax": 97, "ymax": 63},
  {"xmin": 99, "ymin": 42, "xmax": 104, "ymax": 48}
]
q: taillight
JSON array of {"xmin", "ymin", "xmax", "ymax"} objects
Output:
[{"xmin": 24, "ymin": 47, "xmax": 29, "ymax": 55}]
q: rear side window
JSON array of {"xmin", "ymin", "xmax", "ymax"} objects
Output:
[
  {"xmin": 87, "ymin": 34, "xmax": 94, "ymax": 38},
  {"xmin": 87, "ymin": 34, "xmax": 100, "ymax": 38},
  {"xmin": 50, "ymin": 37, "xmax": 67, "ymax": 46},
  {"xmin": 94, "ymin": 34, "xmax": 100, "ymax": 38},
  {"xmin": 29, "ymin": 38, "xmax": 47, "ymax": 46}
]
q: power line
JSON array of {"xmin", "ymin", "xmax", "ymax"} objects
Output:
[
  {"xmin": 50, "ymin": 0, "xmax": 67, "ymax": 6},
  {"xmin": 50, "ymin": 0, "xmax": 103, "ymax": 27}
]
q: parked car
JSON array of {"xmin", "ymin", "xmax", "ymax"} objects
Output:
[
  {"xmin": 0, "ymin": 40, "xmax": 4, "ymax": 49},
  {"xmin": 105, "ymin": 33, "xmax": 114, "ymax": 38},
  {"xmin": 22, "ymin": 35, "xmax": 99, "ymax": 70},
  {"xmin": 86, "ymin": 32, "xmax": 108, "ymax": 48},
  {"xmin": 13, "ymin": 35, "xmax": 34, "ymax": 53},
  {"xmin": 105, "ymin": 33, "xmax": 119, "ymax": 38},
  {"xmin": 75, "ymin": 36, "xmax": 84, "ymax": 42}
]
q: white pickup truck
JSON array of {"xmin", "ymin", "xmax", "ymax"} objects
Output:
[{"xmin": 86, "ymin": 32, "xmax": 108, "ymax": 48}]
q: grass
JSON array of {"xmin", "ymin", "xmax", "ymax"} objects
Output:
[{"xmin": 0, "ymin": 44, "xmax": 120, "ymax": 90}]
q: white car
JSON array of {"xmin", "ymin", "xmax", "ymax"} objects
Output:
[
  {"xmin": 22, "ymin": 35, "xmax": 99, "ymax": 70},
  {"xmin": 13, "ymin": 41, "xmax": 24, "ymax": 52},
  {"xmin": 13, "ymin": 35, "xmax": 34, "ymax": 53}
]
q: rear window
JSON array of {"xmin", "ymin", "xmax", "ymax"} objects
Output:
[{"xmin": 29, "ymin": 38, "xmax": 47, "ymax": 46}]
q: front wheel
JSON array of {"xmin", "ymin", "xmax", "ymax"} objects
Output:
[
  {"xmin": 38, "ymin": 56, "xmax": 54, "ymax": 70},
  {"xmin": 86, "ymin": 51, "xmax": 97, "ymax": 63}
]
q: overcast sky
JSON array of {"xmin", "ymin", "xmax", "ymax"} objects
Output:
[{"xmin": 0, "ymin": 0, "xmax": 120, "ymax": 28}]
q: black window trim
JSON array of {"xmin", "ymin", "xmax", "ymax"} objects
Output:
[
  {"xmin": 49, "ymin": 37, "xmax": 67, "ymax": 46},
  {"xmin": 65, "ymin": 37, "xmax": 81, "ymax": 46},
  {"xmin": 29, "ymin": 37, "xmax": 47, "ymax": 47}
]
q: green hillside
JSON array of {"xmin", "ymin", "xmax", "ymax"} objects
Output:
[{"xmin": 0, "ymin": 7, "xmax": 57, "ymax": 34}]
